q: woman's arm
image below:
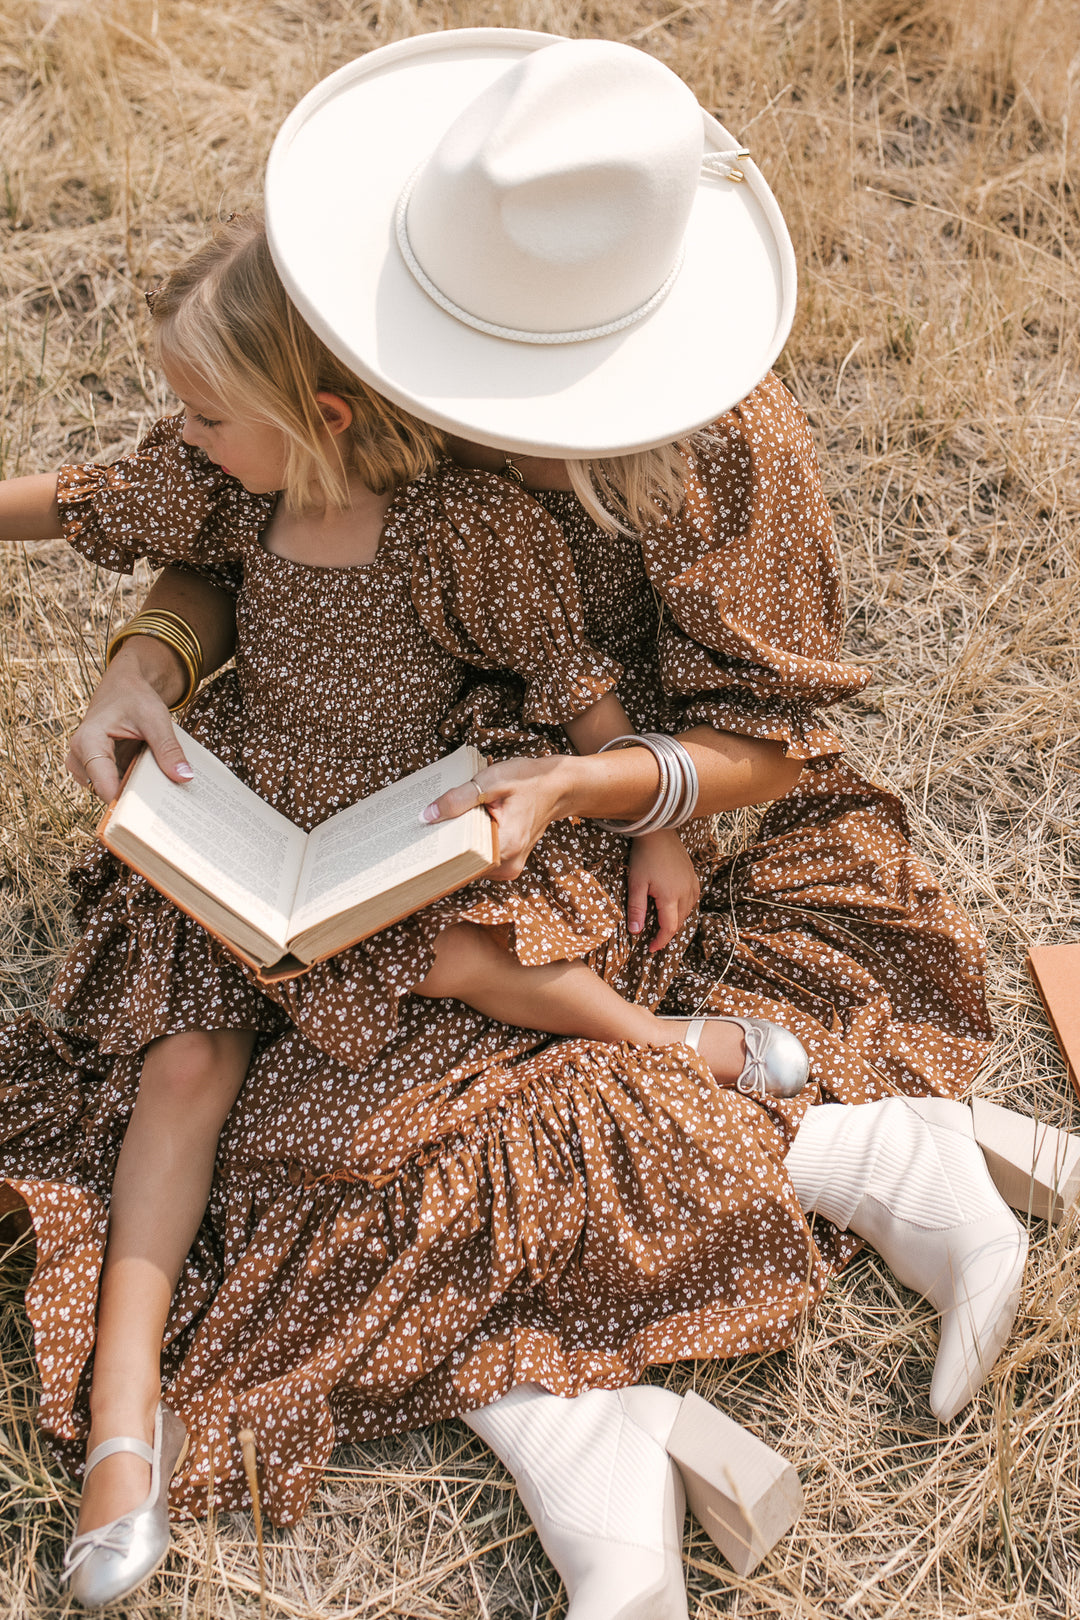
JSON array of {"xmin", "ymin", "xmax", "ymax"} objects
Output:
[
  {"xmin": 562, "ymin": 692, "xmax": 704, "ymax": 950},
  {"xmin": 67, "ymin": 567, "xmax": 238, "ymax": 801},
  {"xmin": 424, "ymin": 725, "xmax": 803, "ymax": 880}
]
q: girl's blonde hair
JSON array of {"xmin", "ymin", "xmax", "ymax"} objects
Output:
[{"xmin": 149, "ymin": 214, "xmax": 446, "ymax": 509}]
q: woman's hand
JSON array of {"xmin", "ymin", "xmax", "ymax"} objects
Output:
[
  {"xmin": 422, "ymin": 754, "xmax": 576, "ymax": 879},
  {"xmin": 67, "ymin": 567, "xmax": 237, "ymax": 800},
  {"xmin": 66, "ymin": 639, "xmax": 194, "ymax": 802},
  {"xmin": 627, "ymin": 829, "xmax": 700, "ymax": 952},
  {"xmin": 421, "ymin": 728, "xmax": 803, "ymax": 888}
]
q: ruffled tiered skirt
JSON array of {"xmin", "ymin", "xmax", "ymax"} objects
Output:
[
  {"xmin": 0, "ymin": 1011, "xmax": 825, "ymax": 1524},
  {"xmin": 0, "ymin": 692, "xmax": 992, "ymax": 1525}
]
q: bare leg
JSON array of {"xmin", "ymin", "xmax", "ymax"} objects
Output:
[
  {"xmin": 416, "ymin": 924, "xmax": 745, "ymax": 1077},
  {"xmin": 78, "ymin": 1028, "xmax": 256, "ymax": 1535}
]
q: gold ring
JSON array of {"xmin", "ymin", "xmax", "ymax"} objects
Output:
[
  {"xmin": 83, "ymin": 754, "xmax": 113, "ymax": 767},
  {"xmin": 470, "ymin": 779, "xmax": 489, "ymax": 807}
]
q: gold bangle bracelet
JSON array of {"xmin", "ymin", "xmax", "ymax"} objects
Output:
[
  {"xmin": 106, "ymin": 628, "xmax": 198, "ymax": 715},
  {"xmin": 105, "ymin": 610, "xmax": 204, "ymax": 715},
  {"xmin": 112, "ymin": 609, "xmax": 205, "ymax": 672},
  {"xmin": 154, "ymin": 610, "xmax": 204, "ymax": 667},
  {"xmin": 105, "ymin": 620, "xmax": 201, "ymax": 681}
]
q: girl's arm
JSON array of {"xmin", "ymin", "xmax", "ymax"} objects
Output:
[
  {"xmin": 67, "ymin": 567, "xmax": 238, "ymax": 801},
  {"xmin": 0, "ymin": 472, "xmax": 61, "ymax": 540},
  {"xmin": 0, "ymin": 471, "xmax": 205, "ymax": 798},
  {"xmin": 2, "ymin": 427, "xmax": 244, "ymax": 799},
  {"xmin": 560, "ymin": 688, "xmax": 631, "ymax": 759},
  {"xmin": 562, "ymin": 692, "xmax": 701, "ymax": 950}
]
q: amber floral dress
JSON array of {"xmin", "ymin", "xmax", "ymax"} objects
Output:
[{"xmin": 0, "ymin": 376, "xmax": 991, "ymax": 1527}]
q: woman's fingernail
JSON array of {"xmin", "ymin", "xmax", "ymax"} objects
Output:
[
  {"xmin": 176, "ymin": 763, "xmax": 194, "ymax": 781},
  {"xmin": 419, "ymin": 803, "xmax": 440, "ymax": 824},
  {"xmin": 629, "ymin": 920, "xmax": 641, "ymax": 934}
]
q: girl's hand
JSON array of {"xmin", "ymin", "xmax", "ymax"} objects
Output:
[
  {"xmin": 627, "ymin": 829, "xmax": 700, "ymax": 952},
  {"xmin": 66, "ymin": 642, "xmax": 194, "ymax": 802},
  {"xmin": 422, "ymin": 754, "xmax": 574, "ymax": 879}
]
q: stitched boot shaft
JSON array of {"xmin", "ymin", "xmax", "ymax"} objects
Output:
[
  {"xmin": 784, "ymin": 1099, "xmax": 1028, "ymax": 1421},
  {"xmin": 465, "ymin": 1384, "xmax": 688, "ymax": 1620}
]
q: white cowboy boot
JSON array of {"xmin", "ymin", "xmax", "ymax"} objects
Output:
[
  {"xmin": 465, "ymin": 1384, "xmax": 687, "ymax": 1620},
  {"xmin": 465, "ymin": 1382, "xmax": 803, "ymax": 1619},
  {"xmin": 785, "ymin": 1098, "xmax": 1028, "ymax": 1420},
  {"xmin": 614, "ymin": 1385, "xmax": 802, "ymax": 1577}
]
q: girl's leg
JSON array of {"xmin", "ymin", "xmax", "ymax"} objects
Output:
[
  {"xmin": 78, "ymin": 1028, "xmax": 255, "ymax": 1536},
  {"xmin": 417, "ymin": 923, "xmax": 748, "ymax": 1077}
]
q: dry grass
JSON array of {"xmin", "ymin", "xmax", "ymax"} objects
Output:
[{"xmin": 1, "ymin": 0, "xmax": 1079, "ymax": 1614}]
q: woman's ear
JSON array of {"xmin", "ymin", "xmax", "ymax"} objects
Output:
[{"xmin": 315, "ymin": 391, "xmax": 353, "ymax": 438}]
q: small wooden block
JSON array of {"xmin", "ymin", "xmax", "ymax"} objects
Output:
[
  {"xmin": 667, "ymin": 1392, "xmax": 803, "ymax": 1576},
  {"xmin": 972, "ymin": 1095, "xmax": 1080, "ymax": 1225}
]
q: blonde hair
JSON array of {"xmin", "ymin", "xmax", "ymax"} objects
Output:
[
  {"xmin": 566, "ymin": 425, "xmax": 723, "ymax": 536},
  {"xmin": 148, "ymin": 215, "xmax": 446, "ymax": 510},
  {"xmin": 564, "ymin": 443, "xmax": 686, "ymax": 536}
]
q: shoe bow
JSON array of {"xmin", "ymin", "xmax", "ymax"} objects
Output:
[{"xmin": 62, "ymin": 1515, "xmax": 137, "ymax": 1580}]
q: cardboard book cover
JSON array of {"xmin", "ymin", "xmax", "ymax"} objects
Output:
[{"xmin": 1027, "ymin": 943, "xmax": 1080, "ymax": 1102}]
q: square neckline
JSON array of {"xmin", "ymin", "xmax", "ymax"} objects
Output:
[{"xmin": 254, "ymin": 480, "xmax": 415, "ymax": 574}]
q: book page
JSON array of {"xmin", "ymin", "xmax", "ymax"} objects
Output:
[
  {"xmin": 290, "ymin": 747, "xmax": 480, "ymax": 937},
  {"xmin": 105, "ymin": 730, "xmax": 306, "ymax": 949}
]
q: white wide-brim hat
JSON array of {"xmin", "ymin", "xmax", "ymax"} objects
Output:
[{"xmin": 265, "ymin": 29, "xmax": 797, "ymax": 457}]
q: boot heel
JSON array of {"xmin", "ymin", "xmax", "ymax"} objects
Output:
[
  {"xmin": 971, "ymin": 1096, "xmax": 1080, "ymax": 1225},
  {"xmin": 664, "ymin": 1392, "xmax": 803, "ymax": 1577}
]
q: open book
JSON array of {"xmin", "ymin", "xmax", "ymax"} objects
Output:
[{"xmin": 98, "ymin": 729, "xmax": 497, "ymax": 980}]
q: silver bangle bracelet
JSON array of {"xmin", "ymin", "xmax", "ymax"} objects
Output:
[
  {"xmin": 593, "ymin": 733, "xmax": 700, "ymax": 836},
  {"xmin": 664, "ymin": 736, "xmax": 700, "ymax": 830},
  {"xmin": 594, "ymin": 736, "xmax": 672, "ymax": 836}
]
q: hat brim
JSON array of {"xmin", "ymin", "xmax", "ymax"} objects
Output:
[{"xmin": 265, "ymin": 28, "xmax": 797, "ymax": 457}]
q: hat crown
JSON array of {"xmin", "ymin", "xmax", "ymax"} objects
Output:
[{"xmin": 404, "ymin": 40, "xmax": 704, "ymax": 336}]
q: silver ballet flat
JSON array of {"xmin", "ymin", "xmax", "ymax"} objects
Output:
[
  {"xmin": 63, "ymin": 1402, "xmax": 188, "ymax": 1608},
  {"xmin": 663, "ymin": 1013, "xmax": 809, "ymax": 1098}
]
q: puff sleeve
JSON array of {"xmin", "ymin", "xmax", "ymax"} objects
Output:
[
  {"xmin": 640, "ymin": 373, "xmax": 871, "ymax": 763},
  {"xmin": 56, "ymin": 414, "xmax": 274, "ymax": 592},
  {"xmin": 408, "ymin": 464, "xmax": 623, "ymax": 727}
]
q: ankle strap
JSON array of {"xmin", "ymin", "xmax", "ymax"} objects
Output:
[
  {"xmin": 683, "ymin": 1017, "xmax": 706, "ymax": 1052},
  {"xmin": 84, "ymin": 1435, "xmax": 154, "ymax": 1477}
]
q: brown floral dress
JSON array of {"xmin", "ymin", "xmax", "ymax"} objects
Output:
[
  {"xmin": 531, "ymin": 375, "xmax": 992, "ymax": 1105},
  {"xmin": 0, "ymin": 376, "xmax": 991, "ymax": 1527}
]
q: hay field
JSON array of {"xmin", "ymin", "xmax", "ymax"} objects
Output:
[{"xmin": 1, "ymin": 0, "xmax": 1078, "ymax": 1615}]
